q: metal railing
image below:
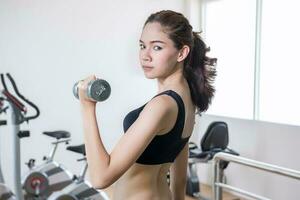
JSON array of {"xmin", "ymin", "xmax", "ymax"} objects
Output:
[{"xmin": 212, "ymin": 152, "xmax": 300, "ymax": 200}]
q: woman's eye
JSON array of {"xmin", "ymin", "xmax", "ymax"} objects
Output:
[
  {"xmin": 153, "ymin": 46, "xmax": 162, "ymax": 51},
  {"xmin": 139, "ymin": 44, "xmax": 145, "ymax": 49},
  {"xmin": 139, "ymin": 44, "xmax": 162, "ymax": 50}
]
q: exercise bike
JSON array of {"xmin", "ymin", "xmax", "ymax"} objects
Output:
[
  {"xmin": 48, "ymin": 144, "xmax": 110, "ymax": 200},
  {"xmin": 1, "ymin": 72, "xmax": 39, "ymax": 200},
  {"xmin": 186, "ymin": 121, "xmax": 239, "ymax": 200},
  {"xmin": 22, "ymin": 130, "xmax": 74, "ymax": 199},
  {"xmin": 1, "ymin": 73, "xmax": 79, "ymax": 200}
]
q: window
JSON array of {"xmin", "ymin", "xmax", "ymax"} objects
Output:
[
  {"xmin": 259, "ymin": 0, "xmax": 300, "ymax": 126},
  {"xmin": 204, "ymin": 0, "xmax": 257, "ymax": 120}
]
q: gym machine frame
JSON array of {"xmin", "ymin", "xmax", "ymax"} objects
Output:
[
  {"xmin": 48, "ymin": 144, "xmax": 110, "ymax": 200},
  {"xmin": 1, "ymin": 73, "xmax": 40, "ymax": 200},
  {"xmin": 212, "ymin": 152, "xmax": 300, "ymax": 200},
  {"xmin": 0, "ymin": 99, "xmax": 15, "ymax": 200}
]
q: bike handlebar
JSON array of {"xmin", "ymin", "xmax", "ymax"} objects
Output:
[
  {"xmin": 6, "ymin": 73, "xmax": 40, "ymax": 120},
  {"xmin": 0, "ymin": 73, "xmax": 40, "ymax": 121}
]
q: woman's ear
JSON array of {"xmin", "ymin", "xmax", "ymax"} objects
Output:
[{"xmin": 177, "ymin": 45, "xmax": 190, "ymax": 62}]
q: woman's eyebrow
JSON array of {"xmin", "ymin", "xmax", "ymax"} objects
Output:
[{"xmin": 139, "ymin": 39, "xmax": 166, "ymax": 44}]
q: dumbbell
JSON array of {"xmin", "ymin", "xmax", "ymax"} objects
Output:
[{"xmin": 73, "ymin": 79, "xmax": 111, "ymax": 102}]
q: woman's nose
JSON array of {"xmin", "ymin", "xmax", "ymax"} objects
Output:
[
  {"xmin": 142, "ymin": 56, "xmax": 151, "ymax": 62},
  {"xmin": 141, "ymin": 50, "xmax": 152, "ymax": 62}
]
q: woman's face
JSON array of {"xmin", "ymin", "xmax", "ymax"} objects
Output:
[{"xmin": 139, "ymin": 22, "xmax": 180, "ymax": 79}]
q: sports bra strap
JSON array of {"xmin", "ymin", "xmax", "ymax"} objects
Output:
[{"xmin": 152, "ymin": 90, "xmax": 186, "ymax": 139}]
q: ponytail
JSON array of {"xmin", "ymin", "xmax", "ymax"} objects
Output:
[{"xmin": 183, "ymin": 32, "xmax": 217, "ymax": 115}]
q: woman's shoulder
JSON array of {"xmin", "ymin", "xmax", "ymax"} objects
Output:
[{"xmin": 147, "ymin": 92, "xmax": 178, "ymax": 112}]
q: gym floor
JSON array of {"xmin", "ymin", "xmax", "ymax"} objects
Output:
[
  {"xmin": 102, "ymin": 183, "xmax": 247, "ymax": 200},
  {"xmin": 184, "ymin": 184, "xmax": 247, "ymax": 200}
]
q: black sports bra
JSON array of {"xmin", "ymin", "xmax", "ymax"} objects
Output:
[{"xmin": 123, "ymin": 90, "xmax": 190, "ymax": 165}]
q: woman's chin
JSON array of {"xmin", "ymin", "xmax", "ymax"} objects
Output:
[{"xmin": 143, "ymin": 73, "xmax": 156, "ymax": 79}]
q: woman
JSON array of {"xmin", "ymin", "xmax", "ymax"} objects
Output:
[{"xmin": 78, "ymin": 10, "xmax": 216, "ymax": 200}]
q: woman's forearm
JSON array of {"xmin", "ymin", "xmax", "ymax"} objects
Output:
[
  {"xmin": 80, "ymin": 104, "xmax": 111, "ymax": 187},
  {"xmin": 170, "ymin": 188, "xmax": 185, "ymax": 200}
]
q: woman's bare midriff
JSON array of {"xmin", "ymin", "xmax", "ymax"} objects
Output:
[{"xmin": 112, "ymin": 162, "xmax": 172, "ymax": 200}]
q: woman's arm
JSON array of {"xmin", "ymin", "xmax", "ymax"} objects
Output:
[
  {"xmin": 169, "ymin": 142, "xmax": 189, "ymax": 200},
  {"xmin": 78, "ymin": 76, "xmax": 178, "ymax": 188},
  {"xmin": 80, "ymin": 103, "xmax": 110, "ymax": 187}
]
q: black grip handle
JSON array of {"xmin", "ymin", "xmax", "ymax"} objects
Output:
[
  {"xmin": 1, "ymin": 73, "xmax": 8, "ymax": 91},
  {"xmin": 18, "ymin": 130, "xmax": 30, "ymax": 138},
  {"xmin": 0, "ymin": 120, "xmax": 7, "ymax": 126}
]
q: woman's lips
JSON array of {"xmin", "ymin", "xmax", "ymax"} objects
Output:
[{"xmin": 142, "ymin": 66, "xmax": 154, "ymax": 71}]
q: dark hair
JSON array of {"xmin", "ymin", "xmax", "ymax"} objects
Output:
[{"xmin": 144, "ymin": 10, "xmax": 217, "ymax": 116}]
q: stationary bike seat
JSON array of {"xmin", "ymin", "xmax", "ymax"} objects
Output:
[
  {"xmin": 43, "ymin": 130, "xmax": 71, "ymax": 139},
  {"xmin": 66, "ymin": 144, "xmax": 86, "ymax": 155}
]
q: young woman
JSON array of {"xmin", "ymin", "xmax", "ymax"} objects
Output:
[{"xmin": 77, "ymin": 10, "xmax": 216, "ymax": 200}]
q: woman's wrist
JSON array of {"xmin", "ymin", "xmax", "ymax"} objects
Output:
[{"xmin": 80, "ymin": 101, "xmax": 96, "ymax": 111}]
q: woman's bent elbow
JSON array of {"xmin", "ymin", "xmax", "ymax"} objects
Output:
[
  {"xmin": 91, "ymin": 180, "xmax": 109, "ymax": 189},
  {"xmin": 90, "ymin": 176, "xmax": 113, "ymax": 189}
]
